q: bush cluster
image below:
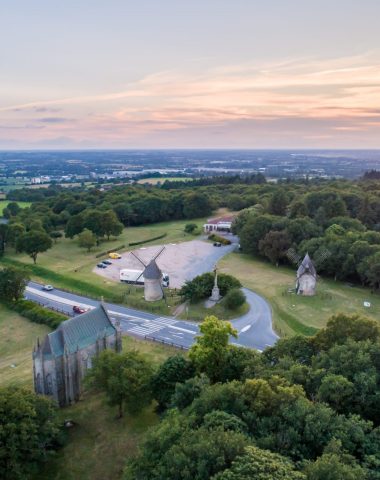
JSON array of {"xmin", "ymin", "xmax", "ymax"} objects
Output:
[
  {"xmin": 208, "ymin": 233, "xmax": 231, "ymax": 245},
  {"xmin": 9, "ymin": 299, "xmax": 67, "ymax": 329},
  {"xmin": 222, "ymin": 288, "xmax": 246, "ymax": 310},
  {"xmin": 128, "ymin": 233, "xmax": 167, "ymax": 246},
  {"xmin": 180, "ymin": 272, "xmax": 241, "ymax": 302}
]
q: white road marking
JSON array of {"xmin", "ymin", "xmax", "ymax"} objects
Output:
[
  {"xmin": 168, "ymin": 325, "xmax": 197, "ymax": 334},
  {"xmin": 240, "ymin": 324, "xmax": 252, "ymax": 333}
]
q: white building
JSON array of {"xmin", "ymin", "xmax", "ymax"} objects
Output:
[{"xmin": 203, "ymin": 215, "xmax": 236, "ymax": 233}]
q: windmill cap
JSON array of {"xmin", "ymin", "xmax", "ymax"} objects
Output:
[{"xmin": 144, "ymin": 259, "xmax": 162, "ymax": 279}]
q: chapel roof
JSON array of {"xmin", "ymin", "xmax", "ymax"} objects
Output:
[{"xmin": 39, "ymin": 303, "xmax": 116, "ymax": 358}]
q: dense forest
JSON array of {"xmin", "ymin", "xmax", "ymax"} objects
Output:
[
  {"xmin": 124, "ymin": 313, "xmax": 380, "ymax": 480},
  {"xmin": 2, "ymin": 175, "xmax": 380, "ymax": 288}
]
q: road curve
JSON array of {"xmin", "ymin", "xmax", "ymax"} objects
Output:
[{"xmin": 25, "ymin": 281, "xmax": 278, "ymax": 351}]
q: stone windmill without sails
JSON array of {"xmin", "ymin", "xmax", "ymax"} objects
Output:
[{"xmin": 130, "ymin": 247, "xmax": 166, "ymax": 302}]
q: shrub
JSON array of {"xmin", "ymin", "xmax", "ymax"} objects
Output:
[
  {"xmin": 223, "ymin": 288, "xmax": 246, "ymax": 310},
  {"xmin": 9, "ymin": 299, "xmax": 67, "ymax": 329},
  {"xmin": 184, "ymin": 223, "xmax": 198, "ymax": 234},
  {"xmin": 208, "ymin": 233, "xmax": 231, "ymax": 245},
  {"xmin": 129, "ymin": 233, "xmax": 167, "ymax": 247},
  {"xmin": 180, "ymin": 272, "xmax": 241, "ymax": 302}
]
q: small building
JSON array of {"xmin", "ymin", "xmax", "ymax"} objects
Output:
[
  {"xmin": 143, "ymin": 259, "xmax": 163, "ymax": 301},
  {"xmin": 296, "ymin": 253, "xmax": 317, "ymax": 296},
  {"xmin": 33, "ymin": 303, "xmax": 122, "ymax": 407},
  {"xmin": 203, "ymin": 215, "xmax": 236, "ymax": 233}
]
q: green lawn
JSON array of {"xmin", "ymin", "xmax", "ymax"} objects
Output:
[
  {"xmin": 37, "ymin": 336, "xmax": 182, "ymax": 480},
  {"xmin": 2, "ymin": 213, "xmax": 215, "ymax": 315},
  {"xmin": 0, "ymin": 200, "xmax": 31, "ymax": 214},
  {"xmin": 218, "ymin": 252, "xmax": 380, "ymax": 337},
  {"xmin": 0, "ymin": 303, "xmax": 50, "ymax": 388},
  {"xmin": 179, "ymin": 299, "xmax": 250, "ymax": 322}
]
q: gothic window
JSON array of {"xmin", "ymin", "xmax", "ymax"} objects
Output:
[
  {"xmin": 45, "ymin": 373, "xmax": 53, "ymax": 395},
  {"xmin": 36, "ymin": 373, "xmax": 42, "ymax": 393}
]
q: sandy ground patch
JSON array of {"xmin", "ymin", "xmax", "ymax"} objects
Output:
[{"xmin": 93, "ymin": 239, "xmax": 236, "ymax": 288}]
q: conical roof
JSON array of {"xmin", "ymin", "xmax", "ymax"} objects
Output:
[
  {"xmin": 143, "ymin": 259, "xmax": 162, "ymax": 280},
  {"xmin": 297, "ymin": 253, "xmax": 317, "ymax": 278}
]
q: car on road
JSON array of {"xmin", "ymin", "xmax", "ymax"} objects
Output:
[
  {"xmin": 109, "ymin": 252, "xmax": 122, "ymax": 259},
  {"xmin": 97, "ymin": 262, "xmax": 107, "ymax": 268},
  {"xmin": 42, "ymin": 284, "xmax": 54, "ymax": 291},
  {"xmin": 213, "ymin": 242, "xmax": 222, "ymax": 247},
  {"xmin": 102, "ymin": 259, "xmax": 112, "ymax": 265},
  {"xmin": 73, "ymin": 305, "xmax": 87, "ymax": 314}
]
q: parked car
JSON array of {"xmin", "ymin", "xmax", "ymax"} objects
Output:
[
  {"xmin": 73, "ymin": 305, "xmax": 87, "ymax": 314},
  {"xmin": 42, "ymin": 284, "xmax": 54, "ymax": 291},
  {"xmin": 102, "ymin": 259, "xmax": 112, "ymax": 265},
  {"xmin": 97, "ymin": 263, "xmax": 107, "ymax": 268},
  {"xmin": 109, "ymin": 252, "xmax": 122, "ymax": 259},
  {"xmin": 213, "ymin": 242, "xmax": 222, "ymax": 247}
]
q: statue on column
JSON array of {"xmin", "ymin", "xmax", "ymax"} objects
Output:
[{"xmin": 210, "ymin": 267, "xmax": 221, "ymax": 302}]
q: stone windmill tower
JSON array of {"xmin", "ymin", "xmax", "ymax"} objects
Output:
[
  {"xmin": 131, "ymin": 247, "xmax": 165, "ymax": 302},
  {"xmin": 296, "ymin": 253, "xmax": 317, "ymax": 296}
]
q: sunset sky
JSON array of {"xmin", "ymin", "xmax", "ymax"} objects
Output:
[{"xmin": 1, "ymin": 0, "xmax": 380, "ymax": 149}]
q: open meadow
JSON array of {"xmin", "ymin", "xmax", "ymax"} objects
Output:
[
  {"xmin": 0, "ymin": 304, "xmax": 49, "ymax": 388},
  {"xmin": 0, "ymin": 200, "xmax": 31, "ymax": 214},
  {"xmin": 219, "ymin": 252, "xmax": 380, "ymax": 336},
  {"xmin": 2, "ymin": 215, "xmax": 212, "ymax": 314}
]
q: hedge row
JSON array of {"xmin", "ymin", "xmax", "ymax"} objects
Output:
[
  {"xmin": 95, "ymin": 244, "xmax": 126, "ymax": 258},
  {"xmin": 9, "ymin": 299, "xmax": 67, "ymax": 329},
  {"xmin": 129, "ymin": 233, "xmax": 167, "ymax": 247},
  {"xmin": 208, "ymin": 233, "xmax": 231, "ymax": 245}
]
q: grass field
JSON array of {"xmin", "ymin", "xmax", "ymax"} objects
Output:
[
  {"xmin": 1, "ymin": 213, "xmax": 215, "ymax": 315},
  {"xmin": 219, "ymin": 252, "xmax": 380, "ymax": 336},
  {"xmin": 179, "ymin": 299, "xmax": 250, "ymax": 322},
  {"xmin": 37, "ymin": 336, "xmax": 182, "ymax": 480},
  {"xmin": 137, "ymin": 176, "xmax": 193, "ymax": 185},
  {"xmin": 0, "ymin": 200, "xmax": 31, "ymax": 214},
  {"xmin": 0, "ymin": 303, "xmax": 49, "ymax": 388}
]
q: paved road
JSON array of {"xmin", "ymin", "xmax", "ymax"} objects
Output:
[{"xmin": 25, "ymin": 281, "xmax": 278, "ymax": 351}]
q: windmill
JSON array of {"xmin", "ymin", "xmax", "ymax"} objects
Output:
[{"xmin": 130, "ymin": 247, "xmax": 166, "ymax": 302}]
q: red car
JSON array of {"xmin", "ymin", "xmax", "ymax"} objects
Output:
[{"xmin": 73, "ymin": 305, "xmax": 87, "ymax": 314}]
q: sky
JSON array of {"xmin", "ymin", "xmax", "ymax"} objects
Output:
[{"xmin": 1, "ymin": 0, "xmax": 380, "ymax": 149}]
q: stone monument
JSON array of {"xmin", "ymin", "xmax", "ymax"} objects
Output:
[{"xmin": 210, "ymin": 268, "xmax": 221, "ymax": 302}]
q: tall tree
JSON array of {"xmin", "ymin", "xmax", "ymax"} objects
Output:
[
  {"xmin": 189, "ymin": 315, "xmax": 238, "ymax": 382},
  {"xmin": 101, "ymin": 210, "xmax": 124, "ymax": 240},
  {"xmin": 16, "ymin": 230, "xmax": 52, "ymax": 263},
  {"xmin": 86, "ymin": 349, "xmax": 153, "ymax": 418},
  {"xmin": 212, "ymin": 445, "xmax": 305, "ymax": 480},
  {"xmin": 77, "ymin": 228, "xmax": 97, "ymax": 252},
  {"xmin": 258, "ymin": 230, "xmax": 291, "ymax": 266},
  {"xmin": 0, "ymin": 386, "xmax": 61, "ymax": 480},
  {"xmin": 0, "ymin": 267, "xmax": 29, "ymax": 302},
  {"xmin": 268, "ymin": 189, "xmax": 288, "ymax": 216},
  {"xmin": 0, "ymin": 223, "xmax": 8, "ymax": 255}
]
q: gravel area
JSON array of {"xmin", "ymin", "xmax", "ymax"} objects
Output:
[{"xmin": 93, "ymin": 239, "xmax": 236, "ymax": 288}]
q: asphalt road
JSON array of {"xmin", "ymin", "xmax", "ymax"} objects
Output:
[{"xmin": 25, "ymin": 281, "xmax": 278, "ymax": 351}]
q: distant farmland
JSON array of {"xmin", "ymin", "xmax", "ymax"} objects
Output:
[{"xmin": 137, "ymin": 177, "xmax": 193, "ymax": 185}]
